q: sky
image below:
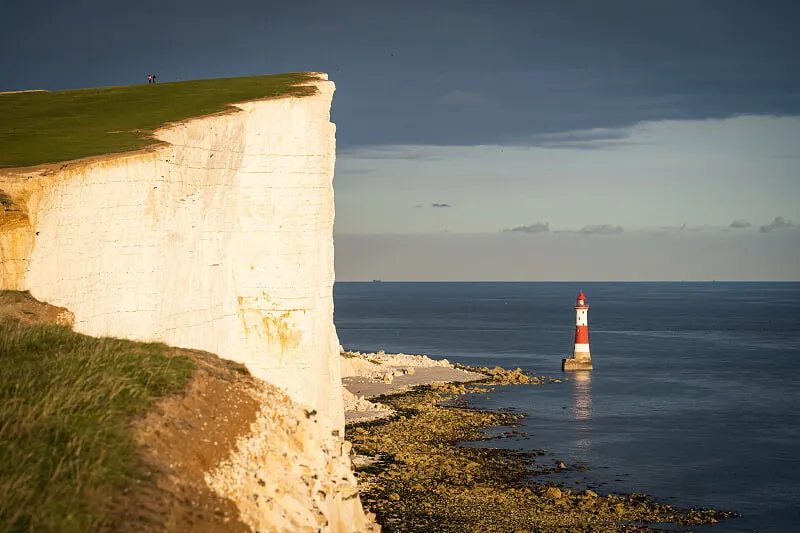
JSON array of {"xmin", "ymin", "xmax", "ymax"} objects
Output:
[{"xmin": 2, "ymin": 0, "xmax": 799, "ymax": 280}]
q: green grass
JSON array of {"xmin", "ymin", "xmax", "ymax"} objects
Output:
[
  {"xmin": 0, "ymin": 72, "xmax": 318, "ymax": 168},
  {"xmin": 0, "ymin": 319, "xmax": 195, "ymax": 533}
]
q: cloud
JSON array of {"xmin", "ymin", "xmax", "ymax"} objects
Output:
[
  {"xmin": 524, "ymin": 128, "xmax": 633, "ymax": 150},
  {"xmin": 330, "ymin": 0, "xmax": 799, "ymax": 149},
  {"xmin": 759, "ymin": 216, "xmax": 795, "ymax": 233},
  {"xmin": 431, "ymin": 203, "xmax": 452, "ymax": 208},
  {"xmin": 438, "ymin": 90, "xmax": 483, "ymax": 106},
  {"xmin": 337, "ymin": 145, "xmax": 451, "ymax": 161},
  {"xmin": 580, "ymin": 224, "xmax": 624, "ymax": 236},
  {"xmin": 2, "ymin": 1, "xmax": 797, "ymax": 150},
  {"xmin": 503, "ymin": 222, "xmax": 550, "ymax": 234},
  {"xmin": 729, "ymin": 219, "xmax": 752, "ymax": 228}
]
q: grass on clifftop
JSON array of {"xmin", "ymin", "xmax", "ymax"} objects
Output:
[
  {"xmin": 0, "ymin": 72, "xmax": 318, "ymax": 169},
  {"xmin": 0, "ymin": 320, "xmax": 195, "ymax": 533}
]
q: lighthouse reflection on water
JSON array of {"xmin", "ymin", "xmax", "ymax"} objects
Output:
[
  {"xmin": 571, "ymin": 371, "xmax": 593, "ymax": 454},
  {"xmin": 572, "ymin": 371, "xmax": 593, "ymax": 421},
  {"xmin": 565, "ymin": 291, "xmax": 594, "ymax": 456}
]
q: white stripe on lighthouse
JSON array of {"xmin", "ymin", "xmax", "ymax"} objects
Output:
[
  {"xmin": 573, "ymin": 343, "xmax": 590, "ymax": 353},
  {"xmin": 576, "ymin": 309, "xmax": 588, "ymax": 326}
]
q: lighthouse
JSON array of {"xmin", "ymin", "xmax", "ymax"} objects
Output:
[{"xmin": 562, "ymin": 292, "xmax": 593, "ymax": 371}]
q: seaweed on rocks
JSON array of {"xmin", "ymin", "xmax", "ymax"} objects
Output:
[{"xmin": 346, "ymin": 373, "xmax": 738, "ymax": 533}]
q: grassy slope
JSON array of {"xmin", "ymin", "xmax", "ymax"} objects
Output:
[
  {"xmin": 0, "ymin": 72, "xmax": 317, "ymax": 169},
  {"xmin": 0, "ymin": 319, "xmax": 195, "ymax": 533},
  {"xmin": 0, "ymin": 72, "xmax": 314, "ymax": 531}
]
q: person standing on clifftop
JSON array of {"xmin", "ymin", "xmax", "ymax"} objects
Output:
[
  {"xmin": 152, "ymin": 73, "xmax": 156, "ymax": 84},
  {"xmin": 147, "ymin": 74, "xmax": 152, "ymax": 84}
]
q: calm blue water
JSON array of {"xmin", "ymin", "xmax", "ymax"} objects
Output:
[{"xmin": 334, "ymin": 282, "xmax": 800, "ymax": 533}]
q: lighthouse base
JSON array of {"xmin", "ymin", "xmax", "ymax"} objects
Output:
[{"xmin": 562, "ymin": 357, "xmax": 593, "ymax": 371}]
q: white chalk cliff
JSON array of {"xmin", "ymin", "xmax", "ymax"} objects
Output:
[
  {"xmin": 0, "ymin": 74, "xmax": 344, "ymax": 431},
  {"xmin": 0, "ymin": 74, "xmax": 376, "ymax": 530}
]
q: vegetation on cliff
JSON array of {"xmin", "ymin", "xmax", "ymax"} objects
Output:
[
  {"xmin": 0, "ymin": 291, "xmax": 196, "ymax": 533},
  {"xmin": 1, "ymin": 291, "xmax": 376, "ymax": 533},
  {"xmin": 0, "ymin": 72, "xmax": 319, "ymax": 168}
]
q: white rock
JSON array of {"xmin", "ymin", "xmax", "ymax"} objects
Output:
[
  {"xmin": 207, "ymin": 381, "xmax": 379, "ymax": 532},
  {"xmin": 1, "ymin": 75, "xmax": 343, "ymax": 431}
]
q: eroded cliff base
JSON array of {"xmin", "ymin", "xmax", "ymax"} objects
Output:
[
  {"xmin": 116, "ymin": 348, "xmax": 380, "ymax": 533},
  {"xmin": 0, "ymin": 292, "xmax": 377, "ymax": 533},
  {"xmin": 107, "ymin": 349, "xmax": 259, "ymax": 533}
]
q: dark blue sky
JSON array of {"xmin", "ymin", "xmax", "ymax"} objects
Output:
[
  {"xmin": 2, "ymin": 0, "xmax": 798, "ymax": 149},
  {"xmin": 3, "ymin": 0, "xmax": 799, "ymax": 279}
]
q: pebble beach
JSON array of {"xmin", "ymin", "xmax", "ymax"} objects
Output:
[{"xmin": 341, "ymin": 349, "xmax": 737, "ymax": 533}]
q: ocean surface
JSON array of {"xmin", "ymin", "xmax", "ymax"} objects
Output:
[{"xmin": 333, "ymin": 282, "xmax": 800, "ymax": 533}]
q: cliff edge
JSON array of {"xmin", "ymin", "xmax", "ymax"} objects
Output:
[{"xmin": 0, "ymin": 73, "xmax": 344, "ymax": 432}]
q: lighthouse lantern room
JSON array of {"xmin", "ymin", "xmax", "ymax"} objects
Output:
[{"xmin": 562, "ymin": 292, "xmax": 594, "ymax": 371}]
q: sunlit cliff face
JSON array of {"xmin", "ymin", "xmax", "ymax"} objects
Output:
[{"xmin": 0, "ymin": 75, "xmax": 345, "ymax": 431}]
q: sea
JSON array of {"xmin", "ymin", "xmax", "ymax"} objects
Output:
[{"xmin": 333, "ymin": 282, "xmax": 800, "ymax": 533}]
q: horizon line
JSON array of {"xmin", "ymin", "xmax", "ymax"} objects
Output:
[{"xmin": 334, "ymin": 280, "xmax": 800, "ymax": 283}]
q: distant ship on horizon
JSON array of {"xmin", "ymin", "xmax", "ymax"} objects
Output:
[{"xmin": 372, "ymin": 279, "xmax": 383, "ymax": 283}]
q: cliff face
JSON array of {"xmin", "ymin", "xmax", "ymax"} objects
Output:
[
  {"xmin": 0, "ymin": 75, "xmax": 343, "ymax": 431},
  {"xmin": 206, "ymin": 381, "xmax": 376, "ymax": 533}
]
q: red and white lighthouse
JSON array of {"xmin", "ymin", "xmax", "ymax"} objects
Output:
[
  {"xmin": 562, "ymin": 292, "xmax": 593, "ymax": 371},
  {"xmin": 573, "ymin": 292, "xmax": 590, "ymax": 360}
]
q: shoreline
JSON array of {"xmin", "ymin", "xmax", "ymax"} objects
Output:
[
  {"xmin": 341, "ymin": 349, "xmax": 555, "ymax": 424},
  {"xmin": 341, "ymin": 349, "xmax": 487, "ymax": 424},
  {"xmin": 341, "ymin": 349, "xmax": 737, "ymax": 532}
]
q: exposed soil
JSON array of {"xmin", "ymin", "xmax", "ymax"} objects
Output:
[
  {"xmin": 103, "ymin": 348, "xmax": 262, "ymax": 533},
  {"xmin": 0, "ymin": 290, "xmax": 75, "ymax": 326},
  {"xmin": 0, "ymin": 290, "xmax": 263, "ymax": 533}
]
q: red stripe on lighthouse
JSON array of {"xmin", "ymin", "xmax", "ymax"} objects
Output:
[
  {"xmin": 574, "ymin": 325, "xmax": 589, "ymax": 344},
  {"xmin": 565, "ymin": 292, "xmax": 593, "ymax": 369}
]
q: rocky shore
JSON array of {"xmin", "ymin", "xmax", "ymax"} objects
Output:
[{"xmin": 341, "ymin": 351, "xmax": 737, "ymax": 532}]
